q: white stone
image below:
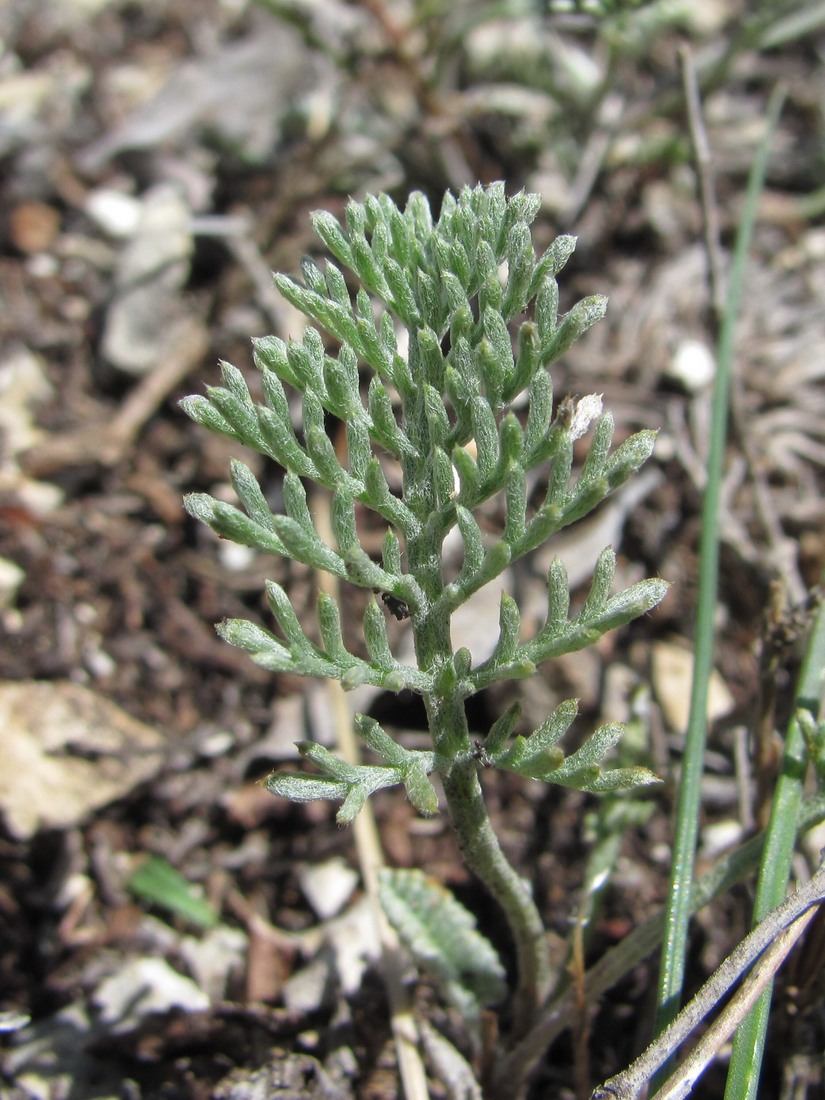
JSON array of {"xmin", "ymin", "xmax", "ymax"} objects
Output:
[
  {"xmin": 84, "ymin": 188, "xmax": 142, "ymax": 238},
  {"xmin": 667, "ymin": 339, "xmax": 716, "ymax": 393},
  {"xmin": 0, "ymin": 557, "xmax": 25, "ymax": 609},
  {"xmin": 300, "ymin": 858, "xmax": 359, "ymax": 921}
]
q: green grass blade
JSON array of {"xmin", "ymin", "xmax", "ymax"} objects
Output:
[
  {"xmin": 127, "ymin": 855, "xmax": 219, "ymax": 930},
  {"xmin": 652, "ymin": 86, "xmax": 787, "ymax": 1056},
  {"xmin": 724, "ymin": 574, "xmax": 825, "ymax": 1100}
]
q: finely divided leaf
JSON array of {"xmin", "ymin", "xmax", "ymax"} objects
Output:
[{"xmin": 378, "ymin": 868, "xmax": 507, "ymax": 1022}]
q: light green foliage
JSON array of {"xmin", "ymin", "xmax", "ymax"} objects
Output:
[
  {"xmin": 798, "ymin": 708, "xmax": 825, "ymax": 786},
  {"xmin": 126, "ymin": 856, "xmax": 219, "ymax": 930},
  {"xmin": 378, "ymin": 867, "xmax": 508, "ymax": 1022},
  {"xmin": 266, "ymin": 715, "xmax": 438, "ymax": 823},
  {"xmin": 182, "ymin": 182, "xmax": 667, "ymax": 1062},
  {"xmin": 182, "ymin": 182, "xmax": 666, "ymax": 818}
]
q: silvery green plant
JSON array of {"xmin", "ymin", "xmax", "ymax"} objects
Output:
[{"xmin": 182, "ymin": 182, "xmax": 667, "ymax": 1084}]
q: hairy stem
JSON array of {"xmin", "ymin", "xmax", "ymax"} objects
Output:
[{"xmin": 442, "ymin": 756, "xmax": 552, "ymax": 1040}]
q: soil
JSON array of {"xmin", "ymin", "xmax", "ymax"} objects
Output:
[{"xmin": 1, "ymin": 2, "xmax": 824, "ymax": 1099}]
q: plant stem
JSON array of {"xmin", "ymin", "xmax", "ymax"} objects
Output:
[
  {"xmin": 441, "ymin": 753, "xmax": 551, "ymax": 1040},
  {"xmin": 408, "ymin": 467, "xmax": 551, "ymax": 1043},
  {"xmin": 652, "ymin": 83, "xmax": 786, "ymax": 1061},
  {"xmin": 723, "ymin": 565, "xmax": 825, "ymax": 1100}
]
